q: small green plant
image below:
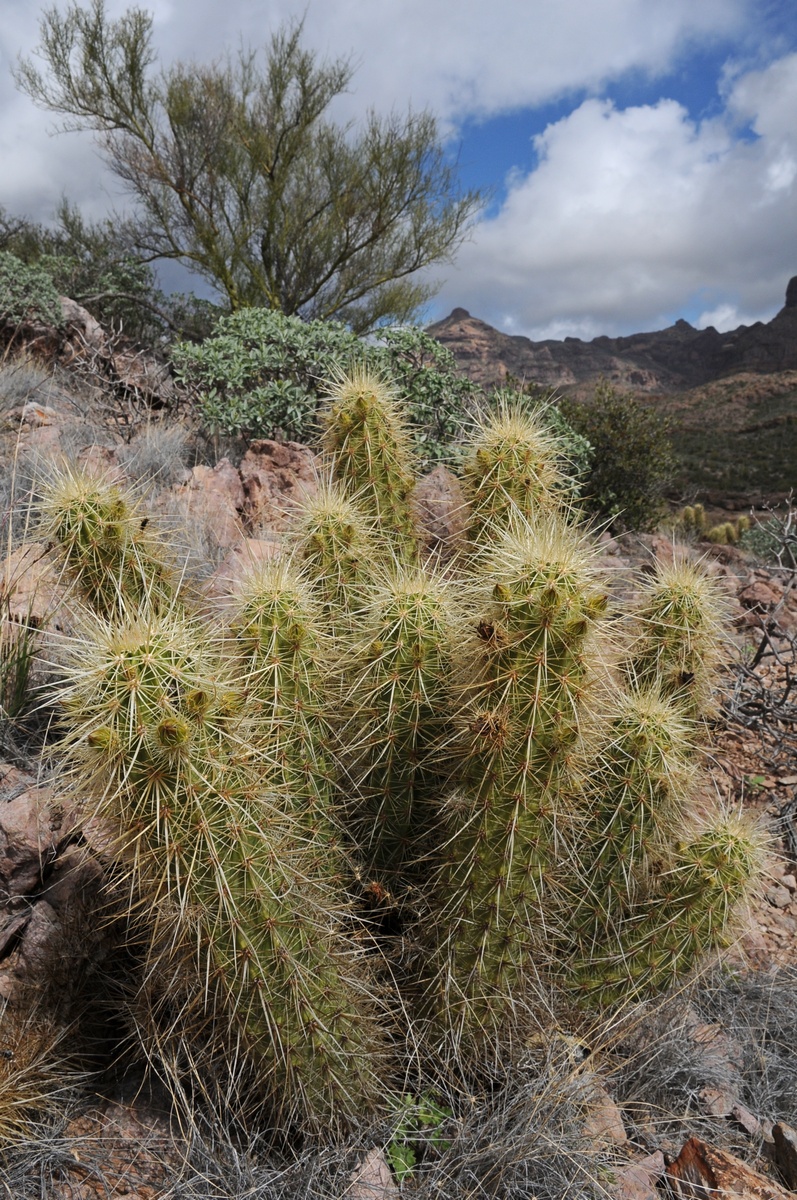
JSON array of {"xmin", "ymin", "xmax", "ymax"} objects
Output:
[
  {"xmin": 561, "ymin": 381, "xmax": 675, "ymax": 531},
  {"xmin": 387, "ymin": 1092, "xmax": 453, "ymax": 1182}
]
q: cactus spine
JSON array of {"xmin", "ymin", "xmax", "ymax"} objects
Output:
[
  {"xmin": 321, "ymin": 367, "xmax": 417, "ymax": 553},
  {"xmin": 461, "ymin": 400, "xmax": 570, "ymax": 545},
  {"xmin": 291, "ymin": 481, "xmax": 375, "ymax": 632},
  {"xmin": 342, "ymin": 560, "xmax": 457, "ymax": 890},
  {"xmin": 625, "ymin": 558, "xmax": 726, "ymax": 717},
  {"xmin": 39, "ymin": 464, "xmax": 174, "ymax": 616}
]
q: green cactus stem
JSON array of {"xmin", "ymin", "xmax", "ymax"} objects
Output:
[
  {"xmin": 562, "ymin": 687, "xmax": 695, "ymax": 979},
  {"xmin": 320, "ymin": 367, "xmax": 418, "ymax": 553},
  {"xmin": 571, "ymin": 810, "xmax": 763, "ymax": 1007},
  {"xmin": 625, "ymin": 558, "xmax": 726, "ymax": 718},
  {"xmin": 460, "ymin": 398, "xmax": 570, "ymax": 546},
  {"xmin": 38, "ymin": 463, "xmax": 175, "ymax": 617},
  {"xmin": 291, "ymin": 480, "xmax": 375, "ymax": 633},
  {"xmin": 59, "ymin": 603, "xmax": 389, "ymax": 1134},
  {"xmin": 428, "ymin": 515, "xmax": 608, "ymax": 1054},
  {"xmin": 229, "ymin": 555, "xmax": 345, "ymax": 864},
  {"xmin": 342, "ymin": 559, "xmax": 457, "ymax": 890}
]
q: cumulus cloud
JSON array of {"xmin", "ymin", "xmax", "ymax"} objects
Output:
[{"xmin": 432, "ymin": 52, "xmax": 797, "ymax": 337}]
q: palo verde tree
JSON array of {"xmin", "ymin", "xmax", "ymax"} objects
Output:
[{"xmin": 16, "ymin": 2, "xmax": 482, "ymax": 332}]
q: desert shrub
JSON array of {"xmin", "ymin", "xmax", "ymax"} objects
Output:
[
  {"xmin": 117, "ymin": 423, "xmax": 192, "ymax": 484},
  {"xmin": 739, "ymin": 499, "xmax": 797, "ymax": 569},
  {"xmin": 560, "ymin": 381, "xmax": 675, "ymax": 531},
  {"xmin": 0, "ymin": 252, "xmax": 63, "ymax": 330},
  {"xmin": 171, "ymin": 310, "xmax": 478, "ymax": 467}
]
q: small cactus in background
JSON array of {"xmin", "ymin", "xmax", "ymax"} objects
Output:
[
  {"xmin": 461, "ymin": 399, "xmax": 572, "ymax": 545},
  {"xmin": 320, "ymin": 367, "xmax": 418, "ymax": 553}
]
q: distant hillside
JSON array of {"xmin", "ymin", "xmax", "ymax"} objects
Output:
[
  {"xmin": 427, "ymin": 277, "xmax": 797, "ymax": 395},
  {"xmin": 427, "ymin": 279, "xmax": 797, "ymax": 509}
]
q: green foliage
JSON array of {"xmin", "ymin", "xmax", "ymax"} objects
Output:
[
  {"xmin": 0, "ymin": 202, "xmax": 219, "ymax": 345},
  {"xmin": 387, "ymin": 1093, "xmax": 453, "ymax": 1182},
  {"xmin": 17, "ymin": 4, "xmax": 482, "ymax": 331},
  {"xmin": 561, "ymin": 381, "xmax": 675, "ymax": 531},
  {"xmin": 0, "ymin": 251, "xmax": 63, "ymax": 329},
  {"xmin": 172, "ymin": 308, "xmax": 477, "ymax": 467},
  {"xmin": 739, "ymin": 499, "xmax": 797, "ymax": 568}
]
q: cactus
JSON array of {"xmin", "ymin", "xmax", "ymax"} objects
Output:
[
  {"xmin": 567, "ymin": 688, "xmax": 695, "ymax": 935},
  {"xmin": 341, "ymin": 559, "xmax": 457, "ymax": 891},
  {"xmin": 320, "ymin": 366, "xmax": 418, "ymax": 553},
  {"xmin": 35, "ymin": 366, "xmax": 764, "ymax": 1129},
  {"xmin": 570, "ymin": 810, "xmax": 763, "ymax": 1006},
  {"xmin": 426, "ymin": 515, "xmax": 608, "ymax": 1053},
  {"xmin": 460, "ymin": 398, "xmax": 570, "ymax": 545},
  {"xmin": 624, "ymin": 558, "xmax": 726, "ymax": 718},
  {"xmin": 291, "ymin": 480, "xmax": 375, "ymax": 632},
  {"xmin": 228, "ymin": 555, "xmax": 346, "ymax": 866},
  {"xmin": 38, "ymin": 463, "xmax": 175, "ymax": 616},
  {"xmin": 59, "ymin": 603, "xmax": 388, "ymax": 1134}
]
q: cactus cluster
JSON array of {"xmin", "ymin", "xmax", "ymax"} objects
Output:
[
  {"xmin": 674, "ymin": 502, "xmax": 751, "ymax": 546},
  {"xmin": 38, "ymin": 373, "xmax": 763, "ymax": 1133}
]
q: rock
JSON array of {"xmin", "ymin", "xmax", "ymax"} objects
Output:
[
  {"xmin": 738, "ymin": 579, "xmax": 785, "ymax": 614},
  {"xmin": 0, "ymin": 541, "xmax": 70, "ymax": 633},
  {"xmin": 667, "ymin": 1135, "xmax": 793, "ymax": 1198},
  {"xmin": 700, "ymin": 1086, "xmax": 736, "ymax": 1118},
  {"xmin": 238, "ymin": 439, "xmax": 318, "ymax": 535},
  {"xmin": 0, "ymin": 764, "xmax": 106, "ymax": 1011},
  {"xmin": 412, "ymin": 465, "xmax": 469, "ymax": 560},
  {"xmin": 611, "ymin": 1151, "xmax": 665, "ymax": 1200},
  {"xmin": 157, "ymin": 457, "xmax": 245, "ymax": 553},
  {"xmin": 60, "ymin": 296, "xmax": 106, "ymax": 354},
  {"xmin": 766, "ymin": 884, "xmax": 792, "ymax": 909},
  {"xmin": 347, "ymin": 1148, "xmax": 399, "ymax": 1198},
  {"xmin": 582, "ymin": 1080, "xmax": 628, "ymax": 1148},
  {"xmin": 779, "ymin": 874, "xmax": 796, "ymax": 892},
  {"xmin": 772, "ymin": 1122, "xmax": 797, "ymax": 1189}
]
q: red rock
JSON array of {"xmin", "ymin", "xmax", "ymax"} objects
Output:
[
  {"xmin": 412, "ymin": 465, "xmax": 469, "ymax": 559},
  {"xmin": 772, "ymin": 1122, "xmax": 797, "ymax": 1189},
  {"xmin": 239, "ymin": 438, "xmax": 318, "ymax": 534},
  {"xmin": 158, "ymin": 457, "xmax": 245, "ymax": 552},
  {"xmin": 667, "ymin": 1135, "xmax": 792, "ymax": 1198},
  {"xmin": 738, "ymin": 580, "xmax": 784, "ymax": 613},
  {"xmin": 347, "ymin": 1148, "xmax": 399, "ymax": 1198}
]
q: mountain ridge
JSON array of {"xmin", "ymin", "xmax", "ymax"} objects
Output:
[{"xmin": 426, "ymin": 277, "xmax": 797, "ymax": 394}]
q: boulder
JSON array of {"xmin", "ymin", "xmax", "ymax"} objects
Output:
[
  {"xmin": 412, "ymin": 465, "xmax": 469, "ymax": 560},
  {"xmin": 0, "ymin": 763, "xmax": 106, "ymax": 1011},
  {"xmin": 156, "ymin": 457, "xmax": 245, "ymax": 554},
  {"xmin": 239, "ymin": 438, "xmax": 318, "ymax": 535}
]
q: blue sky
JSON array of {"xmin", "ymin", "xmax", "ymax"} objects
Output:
[{"xmin": 2, "ymin": 0, "xmax": 797, "ymax": 340}]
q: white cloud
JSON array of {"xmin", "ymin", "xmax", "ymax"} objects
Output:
[{"xmin": 431, "ymin": 52, "xmax": 797, "ymax": 337}]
